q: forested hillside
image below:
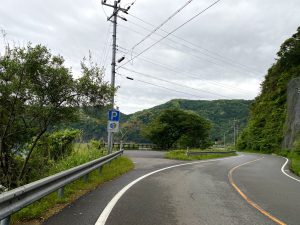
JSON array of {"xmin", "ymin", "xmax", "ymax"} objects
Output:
[
  {"xmin": 237, "ymin": 27, "xmax": 300, "ymax": 152},
  {"xmin": 68, "ymin": 99, "xmax": 252, "ymax": 144}
]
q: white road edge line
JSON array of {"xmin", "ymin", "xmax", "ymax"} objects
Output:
[
  {"xmin": 95, "ymin": 155, "xmax": 243, "ymax": 225},
  {"xmin": 281, "ymin": 157, "xmax": 300, "ymax": 183}
]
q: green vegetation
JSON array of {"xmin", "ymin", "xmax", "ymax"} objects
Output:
[
  {"xmin": 165, "ymin": 150, "xmax": 237, "ymax": 161},
  {"xmin": 0, "ymin": 43, "xmax": 114, "ymax": 189},
  {"xmin": 68, "ymin": 99, "xmax": 252, "ymax": 144},
  {"xmin": 0, "ymin": 40, "xmax": 133, "ymax": 225},
  {"xmin": 277, "ymin": 150, "xmax": 300, "ymax": 176},
  {"xmin": 47, "ymin": 143, "xmax": 106, "ymax": 175},
  {"xmin": 12, "ymin": 147, "xmax": 134, "ymax": 224},
  {"xmin": 122, "ymin": 99, "xmax": 251, "ymax": 144},
  {"xmin": 290, "ymin": 153, "xmax": 300, "ymax": 176},
  {"xmin": 291, "ymin": 138, "xmax": 300, "ymax": 175},
  {"xmin": 22, "ymin": 129, "xmax": 82, "ymax": 183},
  {"xmin": 237, "ymin": 27, "xmax": 300, "ymax": 153},
  {"xmin": 142, "ymin": 108, "xmax": 211, "ymax": 149}
]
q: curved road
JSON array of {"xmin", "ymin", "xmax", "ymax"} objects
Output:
[{"xmin": 44, "ymin": 151, "xmax": 300, "ymax": 225}]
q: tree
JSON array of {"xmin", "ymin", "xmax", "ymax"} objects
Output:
[
  {"xmin": 142, "ymin": 109, "xmax": 211, "ymax": 149},
  {"xmin": 0, "ymin": 44, "xmax": 114, "ymax": 188}
]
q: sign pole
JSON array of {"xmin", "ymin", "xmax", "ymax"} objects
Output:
[
  {"xmin": 107, "ymin": 0, "xmax": 118, "ymax": 154},
  {"xmin": 102, "ymin": 0, "xmax": 130, "ymax": 154}
]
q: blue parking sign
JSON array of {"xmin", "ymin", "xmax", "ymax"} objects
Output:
[{"xmin": 108, "ymin": 110, "xmax": 120, "ymax": 122}]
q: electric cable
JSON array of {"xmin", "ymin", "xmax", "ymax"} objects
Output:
[
  {"xmin": 118, "ymin": 23, "xmax": 258, "ymax": 78},
  {"xmin": 103, "ymin": 37, "xmax": 113, "ymax": 68},
  {"xmin": 131, "ymin": 0, "xmax": 194, "ymax": 51},
  {"xmin": 118, "ymin": 0, "xmax": 222, "ymax": 69},
  {"xmin": 117, "ymin": 46, "xmax": 250, "ymax": 94},
  {"xmin": 116, "ymin": 72, "xmax": 217, "ymax": 99},
  {"xmin": 127, "ymin": 13, "xmax": 263, "ymax": 75},
  {"xmin": 119, "ymin": 67, "xmax": 230, "ymax": 98},
  {"xmin": 100, "ymin": 23, "xmax": 112, "ymax": 66}
]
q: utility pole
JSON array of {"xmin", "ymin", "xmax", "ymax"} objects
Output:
[
  {"xmin": 101, "ymin": 0, "xmax": 130, "ymax": 154},
  {"xmin": 224, "ymin": 133, "xmax": 226, "ymax": 148},
  {"xmin": 110, "ymin": 1, "xmax": 117, "ymax": 107},
  {"xmin": 233, "ymin": 119, "xmax": 239, "ymax": 148},
  {"xmin": 233, "ymin": 119, "xmax": 236, "ymax": 148}
]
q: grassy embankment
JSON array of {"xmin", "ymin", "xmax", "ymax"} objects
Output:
[
  {"xmin": 165, "ymin": 149, "xmax": 237, "ymax": 161},
  {"xmin": 290, "ymin": 153, "xmax": 300, "ymax": 176},
  {"xmin": 277, "ymin": 150, "xmax": 300, "ymax": 176},
  {"xmin": 12, "ymin": 143, "xmax": 134, "ymax": 225},
  {"xmin": 284, "ymin": 138, "xmax": 300, "ymax": 176}
]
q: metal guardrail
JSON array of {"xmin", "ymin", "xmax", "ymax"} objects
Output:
[
  {"xmin": 104, "ymin": 143, "xmax": 159, "ymax": 150},
  {"xmin": 187, "ymin": 150, "xmax": 236, "ymax": 156},
  {"xmin": 0, "ymin": 150, "xmax": 123, "ymax": 225}
]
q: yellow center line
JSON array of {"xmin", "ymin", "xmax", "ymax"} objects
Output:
[{"xmin": 228, "ymin": 157, "xmax": 287, "ymax": 225}]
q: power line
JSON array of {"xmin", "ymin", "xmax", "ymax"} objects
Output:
[
  {"xmin": 118, "ymin": 23, "xmax": 259, "ymax": 78},
  {"xmin": 126, "ymin": 22, "xmax": 259, "ymax": 76},
  {"xmin": 101, "ymin": 3, "xmax": 108, "ymax": 18},
  {"xmin": 127, "ymin": 13, "xmax": 263, "ymax": 75},
  {"xmin": 116, "ymin": 72, "xmax": 212, "ymax": 99},
  {"xmin": 119, "ymin": 67, "xmax": 230, "ymax": 98},
  {"xmin": 123, "ymin": 0, "xmax": 138, "ymax": 8},
  {"xmin": 131, "ymin": 0, "xmax": 194, "ymax": 50},
  {"xmin": 100, "ymin": 23, "xmax": 112, "ymax": 66},
  {"xmin": 118, "ymin": 0, "xmax": 222, "ymax": 69},
  {"xmin": 117, "ymin": 46, "xmax": 250, "ymax": 94},
  {"xmin": 102, "ymin": 37, "xmax": 113, "ymax": 68},
  {"xmin": 122, "ymin": 0, "xmax": 138, "ymax": 10},
  {"xmin": 117, "ymin": 47, "xmax": 250, "ymax": 95}
]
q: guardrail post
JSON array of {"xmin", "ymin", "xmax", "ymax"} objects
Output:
[
  {"xmin": 0, "ymin": 216, "xmax": 11, "ymax": 225},
  {"xmin": 99, "ymin": 166, "xmax": 103, "ymax": 175},
  {"xmin": 186, "ymin": 147, "xmax": 189, "ymax": 156},
  {"xmin": 119, "ymin": 141, "xmax": 122, "ymax": 151},
  {"xmin": 83, "ymin": 174, "xmax": 89, "ymax": 182},
  {"xmin": 57, "ymin": 187, "xmax": 64, "ymax": 198}
]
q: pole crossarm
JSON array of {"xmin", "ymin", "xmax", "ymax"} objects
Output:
[{"xmin": 102, "ymin": 0, "xmax": 129, "ymax": 21}]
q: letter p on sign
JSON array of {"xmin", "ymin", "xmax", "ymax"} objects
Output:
[{"xmin": 108, "ymin": 110, "xmax": 120, "ymax": 122}]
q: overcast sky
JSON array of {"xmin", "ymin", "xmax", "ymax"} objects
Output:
[{"xmin": 0, "ymin": 0, "xmax": 299, "ymax": 114}]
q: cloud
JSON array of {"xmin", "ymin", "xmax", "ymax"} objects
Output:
[{"xmin": 0, "ymin": 0, "xmax": 299, "ymax": 114}]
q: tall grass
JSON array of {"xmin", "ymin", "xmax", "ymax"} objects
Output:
[
  {"xmin": 47, "ymin": 144, "xmax": 105, "ymax": 175},
  {"xmin": 12, "ymin": 146, "xmax": 133, "ymax": 224}
]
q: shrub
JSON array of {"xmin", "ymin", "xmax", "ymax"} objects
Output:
[{"xmin": 293, "ymin": 135, "xmax": 300, "ymax": 154}]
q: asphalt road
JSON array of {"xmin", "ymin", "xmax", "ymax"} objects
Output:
[{"xmin": 43, "ymin": 151, "xmax": 300, "ymax": 225}]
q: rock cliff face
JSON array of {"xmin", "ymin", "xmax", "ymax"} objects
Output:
[{"xmin": 282, "ymin": 77, "xmax": 300, "ymax": 149}]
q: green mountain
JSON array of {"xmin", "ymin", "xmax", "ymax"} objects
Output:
[
  {"xmin": 68, "ymin": 99, "xmax": 253, "ymax": 144},
  {"xmin": 237, "ymin": 27, "xmax": 300, "ymax": 152},
  {"xmin": 122, "ymin": 99, "xmax": 252, "ymax": 143}
]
